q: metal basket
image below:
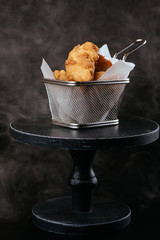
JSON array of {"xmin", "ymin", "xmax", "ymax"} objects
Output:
[{"xmin": 42, "ymin": 78, "xmax": 129, "ymax": 129}]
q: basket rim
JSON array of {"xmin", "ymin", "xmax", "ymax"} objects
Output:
[{"xmin": 42, "ymin": 78, "xmax": 130, "ymax": 86}]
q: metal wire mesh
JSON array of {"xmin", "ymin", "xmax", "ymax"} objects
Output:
[{"xmin": 44, "ymin": 79, "xmax": 128, "ymax": 128}]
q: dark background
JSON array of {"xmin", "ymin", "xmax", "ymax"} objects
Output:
[{"xmin": 0, "ymin": 0, "xmax": 160, "ymax": 234}]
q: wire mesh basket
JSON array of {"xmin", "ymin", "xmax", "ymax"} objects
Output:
[{"xmin": 42, "ymin": 78, "xmax": 129, "ymax": 128}]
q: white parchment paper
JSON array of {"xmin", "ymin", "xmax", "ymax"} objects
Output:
[{"xmin": 97, "ymin": 44, "xmax": 135, "ymax": 80}]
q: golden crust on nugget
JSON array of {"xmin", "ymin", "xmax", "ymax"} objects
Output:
[
  {"xmin": 95, "ymin": 54, "xmax": 112, "ymax": 72},
  {"xmin": 65, "ymin": 42, "xmax": 99, "ymax": 82},
  {"xmin": 54, "ymin": 42, "xmax": 112, "ymax": 82},
  {"xmin": 54, "ymin": 70, "xmax": 72, "ymax": 81}
]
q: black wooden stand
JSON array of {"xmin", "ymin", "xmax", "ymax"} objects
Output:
[
  {"xmin": 70, "ymin": 150, "xmax": 97, "ymax": 213},
  {"xmin": 9, "ymin": 115, "xmax": 159, "ymax": 236},
  {"xmin": 32, "ymin": 150, "xmax": 131, "ymax": 235}
]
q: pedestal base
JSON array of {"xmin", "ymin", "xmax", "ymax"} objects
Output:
[{"xmin": 32, "ymin": 197, "xmax": 131, "ymax": 236}]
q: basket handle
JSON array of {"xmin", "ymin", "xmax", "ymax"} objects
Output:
[{"xmin": 113, "ymin": 39, "xmax": 147, "ymax": 61}]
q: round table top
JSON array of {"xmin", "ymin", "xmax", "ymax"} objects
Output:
[{"xmin": 9, "ymin": 115, "xmax": 159, "ymax": 150}]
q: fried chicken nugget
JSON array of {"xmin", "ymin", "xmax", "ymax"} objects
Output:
[
  {"xmin": 54, "ymin": 70, "xmax": 73, "ymax": 81},
  {"xmin": 95, "ymin": 54, "xmax": 112, "ymax": 72},
  {"xmin": 65, "ymin": 42, "xmax": 99, "ymax": 82},
  {"xmin": 94, "ymin": 71, "xmax": 105, "ymax": 80}
]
